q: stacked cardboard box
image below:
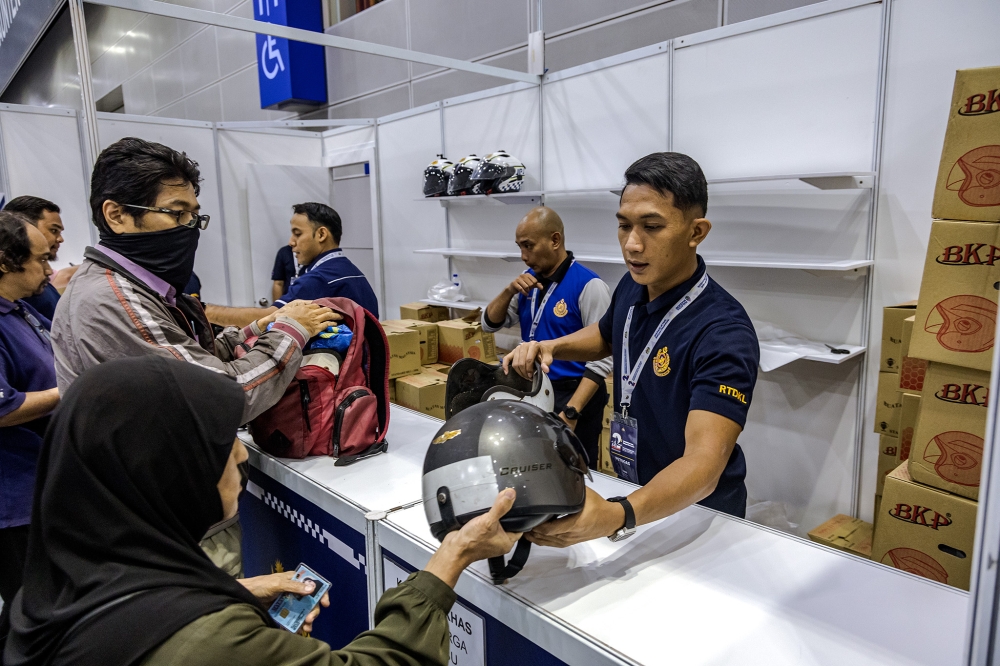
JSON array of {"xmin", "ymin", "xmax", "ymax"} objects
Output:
[
  {"xmin": 808, "ymin": 515, "xmax": 873, "ymax": 559},
  {"xmin": 382, "ymin": 319, "xmax": 439, "ymax": 365},
  {"xmin": 399, "ymin": 302, "xmax": 449, "ymax": 322},
  {"xmin": 872, "ymin": 66, "xmax": 1000, "ymax": 591},
  {"xmin": 383, "ymin": 326, "xmax": 421, "ymax": 379},
  {"xmin": 395, "ymin": 368, "xmax": 447, "ymax": 419},
  {"xmin": 437, "ymin": 311, "xmax": 496, "ymax": 364}
]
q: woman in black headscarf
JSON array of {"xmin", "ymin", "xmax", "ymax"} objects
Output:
[{"xmin": 2, "ymin": 356, "xmax": 520, "ymax": 666}]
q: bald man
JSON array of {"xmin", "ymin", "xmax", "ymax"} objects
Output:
[{"xmin": 483, "ymin": 207, "xmax": 612, "ymax": 467}]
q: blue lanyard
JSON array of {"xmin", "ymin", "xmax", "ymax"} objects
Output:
[
  {"xmin": 620, "ymin": 272, "xmax": 709, "ymax": 417},
  {"xmin": 15, "ymin": 303, "xmax": 52, "ymax": 349}
]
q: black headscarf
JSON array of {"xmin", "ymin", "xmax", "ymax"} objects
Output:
[{"xmin": 3, "ymin": 356, "xmax": 274, "ymax": 666}]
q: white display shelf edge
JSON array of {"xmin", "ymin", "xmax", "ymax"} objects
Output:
[
  {"xmin": 419, "ymin": 298, "xmax": 488, "ymax": 310},
  {"xmin": 416, "ymin": 299, "xmax": 864, "ymax": 366},
  {"xmin": 412, "ymin": 173, "xmax": 876, "ymax": 205},
  {"xmin": 414, "ymin": 248, "xmax": 872, "ymax": 272}
]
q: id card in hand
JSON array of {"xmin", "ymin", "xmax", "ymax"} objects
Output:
[
  {"xmin": 610, "ymin": 413, "xmax": 639, "ymax": 484},
  {"xmin": 267, "ymin": 563, "xmax": 332, "ymax": 633}
]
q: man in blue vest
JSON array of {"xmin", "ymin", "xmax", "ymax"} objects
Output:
[
  {"xmin": 482, "ymin": 207, "xmax": 611, "ymax": 468},
  {"xmin": 505, "ymin": 152, "xmax": 759, "ymax": 547}
]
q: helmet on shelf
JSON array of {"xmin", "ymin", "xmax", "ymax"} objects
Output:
[
  {"xmin": 423, "ymin": 154, "xmax": 455, "ymax": 197},
  {"xmin": 470, "ymin": 150, "xmax": 525, "ymax": 195},
  {"xmin": 422, "ymin": 399, "xmax": 590, "ymax": 584},
  {"xmin": 447, "ymin": 154, "xmax": 483, "ymax": 196},
  {"xmin": 444, "ymin": 358, "xmax": 553, "ymax": 419}
]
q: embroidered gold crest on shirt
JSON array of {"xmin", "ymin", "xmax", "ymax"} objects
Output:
[
  {"xmin": 553, "ymin": 299, "xmax": 568, "ymax": 318},
  {"xmin": 653, "ymin": 346, "xmax": 671, "ymax": 377}
]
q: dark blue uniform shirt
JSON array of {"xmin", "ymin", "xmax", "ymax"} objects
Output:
[
  {"xmin": 271, "ymin": 245, "xmax": 298, "ymax": 295},
  {"xmin": 516, "ymin": 257, "xmax": 602, "ymax": 381},
  {"xmin": 23, "ymin": 282, "xmax": 60, "ymax": 322},
  {"xmin": 598, "ymin": 256, "xmax": 759, "ymax": 517},
  {"xmin": 275, "ymin": 249, "xmax": 379, "ymax": 318},
  {"xmin": 0, "ymin": 297, "xmax": 56, "ymax": 528}
]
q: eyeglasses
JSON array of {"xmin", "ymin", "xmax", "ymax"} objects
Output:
[{"xmin": 122, "ymin": 204, "xmax": 210, "ymax": 230}]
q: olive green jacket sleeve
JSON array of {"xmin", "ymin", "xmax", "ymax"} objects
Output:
[{"xmin": 140, "ymin": 571, "xmax": 456, "ymax": 666}]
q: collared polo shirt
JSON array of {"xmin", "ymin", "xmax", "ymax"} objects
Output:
[
  {"xmin": 275, "ymin": 249, "xmax": 379, "ymax": 318},
  {"xmin": 0, "ymin": 296, "xmax": 57, "ymax": 528},
  {"xmin": 598, "ymin": 255, "xmax": 759, "ymax": 517},
  {"xmin": 271, "ymin": 245, "xmax": 299, "ymax": 295},
  {"xmin": 24, "ymin": 282, "xmax": 60, "ymax": 321}
]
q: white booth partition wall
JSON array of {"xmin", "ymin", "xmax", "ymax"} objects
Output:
[
  {"xmin": 375, "ymin": 104, "xmax": 448, "ymax": 314},
  {"xmin": 216, "ymin": 126, "xmax": 324, "ymax": 307},
  {"xmin": 672, "ymin": 1, "xmax": 883, "ymax": 533},
  {"xmin": 0, "ymin": 105, "xmax": 92, "ymax": 270}
]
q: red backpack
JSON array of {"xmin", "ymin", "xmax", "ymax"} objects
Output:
[{"xmin": 241, "ymin": 297, "xmax": 390, "ymax": 465}]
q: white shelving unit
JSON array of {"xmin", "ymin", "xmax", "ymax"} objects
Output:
[
  {"xmin": 419, "ymin": 298, "xmax": 488, "ymax": 311},
  {"xmin": 413, "ymin": 248, "xmax": 872, "ymax": 273},
  {"xmin": 414, "ymin": 172, "xmax": 877, "ymax": 207}
]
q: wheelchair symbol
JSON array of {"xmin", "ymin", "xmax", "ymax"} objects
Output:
[{"xmin": 261, "ymin": 35, "xmax": 285, "ymax": 80}]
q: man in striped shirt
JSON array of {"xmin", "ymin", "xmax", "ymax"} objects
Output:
[{"xmin": 50, "ymin": 137, "xmax": 337, "ymax": 575}]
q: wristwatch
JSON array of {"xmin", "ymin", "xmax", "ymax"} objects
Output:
[
  {"xmin": 563, "ymin": 405, "xmax": 581, "ymax": 421},
  {"xmin": 607, "ymin": 496, "xmax": 636, "ymax": 542}
]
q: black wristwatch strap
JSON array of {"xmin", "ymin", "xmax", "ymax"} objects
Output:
[
  {"xmin": 607, "ymin": 496, "xmax": 635, "ymax": 530},
  {"xmin": 563, "ymin": 405, "xmax": 581, "ymax": 420}
]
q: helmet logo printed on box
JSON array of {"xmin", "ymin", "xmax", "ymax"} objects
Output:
[{"xmin": 925, "ymin": 294, "xmax": 996, "ymax": 353}]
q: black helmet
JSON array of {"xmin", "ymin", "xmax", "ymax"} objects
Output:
[
  {"xmin": 422, "ymin": 400, "xmax": 590, "ymax": 583},
  {"xmin": 447, "ymin": 154, "xmax": 483, "ymax": 196},
  {"xmin": 470, "ymin": 150, "xmax": 525, "ymax": 194},
  {"xmin": 445, "ymin": 358, "xmax": 554, "ymax": 419},
  {"xmin": 423, "ymin": 154, "xmax": 454, "ymax": 197}
]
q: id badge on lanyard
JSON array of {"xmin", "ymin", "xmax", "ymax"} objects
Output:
[
  {"xmin": 610, "ymin": 412, "xmax": 640, "ymax": 483},
  {"xmin": 610, "ymin": 272, "xmax": 710, "ymax": 485}
]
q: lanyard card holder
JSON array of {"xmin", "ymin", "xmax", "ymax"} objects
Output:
[{"xmin": 609, "ymin": 412, "xmax": 640, "ymax": 484}]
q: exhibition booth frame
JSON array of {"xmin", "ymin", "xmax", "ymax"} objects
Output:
[{"xmin": 2, "ymin": 0, "xmax": 997, "ymax": 662}]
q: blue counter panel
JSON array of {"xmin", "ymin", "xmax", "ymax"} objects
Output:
[
  {"xmin": 381, "ymin": 548, "xmax": 570, "ymax": 666},
  {"xmin": 241, "ymin": 466, "xmax": 369, "ymax": 648}
]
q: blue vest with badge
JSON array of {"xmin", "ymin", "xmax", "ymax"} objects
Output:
[{"xmin": 516, "ymin": 261, "xmax": 598, "ymax": 381}]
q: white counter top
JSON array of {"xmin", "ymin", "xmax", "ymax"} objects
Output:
[
  {"xmin": 247, "ymin": 405, "xmax": 969, "ymax": 666},
  {"xmin": 386, "ymin": 471, "xmax": 968, "ymax": 666},
  {"xmin": 239, "ymin": 405, "xmax": 440, "ymax": 514}
]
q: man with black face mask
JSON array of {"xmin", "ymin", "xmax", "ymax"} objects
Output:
[{"xmin": 50, "ymin": 138, "xmax": 338, "ymax": 576}]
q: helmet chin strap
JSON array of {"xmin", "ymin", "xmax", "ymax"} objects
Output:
[{"xmin": 488, "ymin": 537, "xmax": 532, "ymax": 585}]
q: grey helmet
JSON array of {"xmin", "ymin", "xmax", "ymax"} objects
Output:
[
  {"xmin": 422, "ymin": 399, "xmax": 590, "ymax": 584},
  {"xmin": 444, "ymin": 358, "xmax": 554, "ymax": 419}
]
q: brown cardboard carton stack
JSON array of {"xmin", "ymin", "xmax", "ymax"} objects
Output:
[
  {"xmin": 598, "ymin": 374, "xmax": 616, "ymax": 476},
  {"xmin": 383, "ymin": 326, "xmax": 421, "ymax": 379},
  {"xmin": 872, "ymin": 67, "xmax": 999, "ymax": 590},
  {"xmin": 399, "ymin": 302, "xmax": 449, "ymax": 322},
  {"xmin": 808, "ymin": 515, "xmax": 873, "ymax": 559},
  {"xmin": 382, "ymin": 319, "xmax": 439, "ymax": 365},
  {"xmin": 437, "ymin": 310, "xmax": 496, "ymax": 364},
  {"xmin": 872, "ymin": 463, "xmax": 977, "ymax": 590},
  {"xmin": 395, "ymin": 368, "xmax": 447, "ymax": 419}
]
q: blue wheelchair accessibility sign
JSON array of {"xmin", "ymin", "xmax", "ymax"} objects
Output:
[{"xmin": 254, "ymin": 0, "xmax": 328, "ymax": 109}]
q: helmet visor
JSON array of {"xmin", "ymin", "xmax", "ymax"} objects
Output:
[
  {"xmin": 471, "ymin": 161, "xmax": 507, "ymax": 181},
  {"xmin": 424, "ymin": 168, "xmax": 449, "ymax": 196}
]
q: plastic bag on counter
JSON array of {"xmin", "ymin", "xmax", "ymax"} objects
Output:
[{"xmin": 427, "ymin": 280, "xmax": 468, "ymax": 303}]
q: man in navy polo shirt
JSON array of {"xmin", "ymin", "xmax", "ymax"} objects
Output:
[
  {"xmin": 207, "ymin": 202, "xmax": 378, "ymax": 325},
  {"xmin": 0, "ymin": 212, "xmax": 59, "ymax": 623},
  {"xmin": 271, "ymin": 244, "xmax": 298, "ymax": 304},
  {"xmin": 482, "ymin": 207, "xmax": 611, "ymax": 468},
  {"xmin": 4, "ymin": 196, "xmax": 76, "ymax": 321},
  {"xmin": 505, "ymin": 152, "xmax": 759, "ymax": 547}
]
